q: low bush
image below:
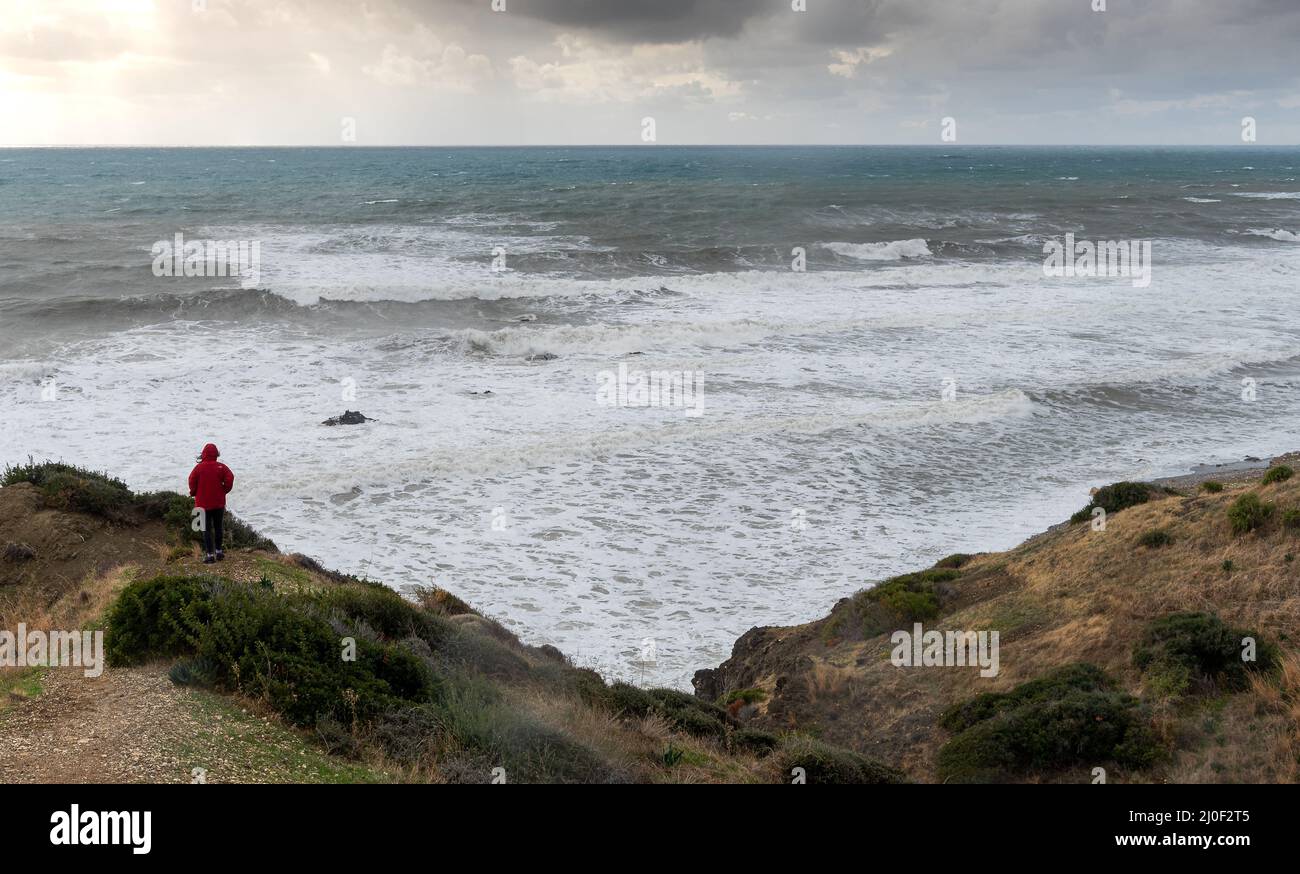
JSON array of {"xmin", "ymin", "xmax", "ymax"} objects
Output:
[
  {"xmin": 731, "ymin": 728, "xmax": 780, "ymax": 757},
  {"xmin": 1137, "ymin": 528, "xmax": 1174, "ymax": 548},
  {"xmin": 1133, "ymin": 612, "xmax": 1276, "ymax": 695},
  {"xmin": 1227, "ymin": 493, "xmax": 1273, "ymax": 534},
  {"xmin": 938, "ymin": 663, "xmax": 1113, "ymax": 733},
  {"xmin": 1282, "ymin": 508, "xmax": 1300, "ymax": 530},
  {"xmin": 774, "ymin": 737, "xmax": 907, "ymax": 784},
  {"xmin": 1070, "ymin": 481, "xmax": 1154, "ymax": 524},
  {"xmin": 107, "ymin": 574, "xmax": 439, "ymax": 727},
  {"xmin": 937, "ymin": 685, "xmax": 1161, "ymax": 782},
  {"xmin": 601, "ymin": 682, "xmax": 734, "ymax": 739},
  {"xmin": 2, "ymin": 460, "xmax": 277, "ymax": 549},
  {"xmin": 1200, "ymin": 481, "xmax": 1224, "ymax": 494},
  {"xmin": 859, "ymin": 568, "xmax": 961, "ymax": 632},
  {"xmin": 1262, "ymin": 464, "xmax": 1294, "ymax": 485},
  {"xmin": 3, "ymin": 460, "xmax": 135, "ymax": 521}
]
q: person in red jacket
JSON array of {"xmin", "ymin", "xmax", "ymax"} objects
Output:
[{"xmin": 188, "ymin": 443, "xmax": 235, "ymax": 563}]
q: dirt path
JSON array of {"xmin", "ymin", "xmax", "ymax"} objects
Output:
[
  {"xmin": 0, "ymin": 663, "xmax": 389, "ymax": 784},
  {"xmin": 0, "ymin": 664, "xmax": 196, "ymax": 783}
]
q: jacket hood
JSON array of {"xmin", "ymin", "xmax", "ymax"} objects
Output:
[{"xmin": 200, "ymin": 443, "xmax": 220, "ymax": 461}]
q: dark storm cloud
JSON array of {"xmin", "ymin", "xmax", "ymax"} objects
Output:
[
  {"xmin": 514, "ymin": 0, "xmax": 759, "ymax": 41},
  {"xmin": 421, "ymin": 0, "xmax": 769, "ymax": 42}
]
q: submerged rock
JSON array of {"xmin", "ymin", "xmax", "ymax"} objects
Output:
[
  {"xmin": 322, "ymin": 410, "xmax": 373, "ymax": 426},
  {"xmin": 526, "ymin": 352, "xmax": 559, "ymax": 362}
]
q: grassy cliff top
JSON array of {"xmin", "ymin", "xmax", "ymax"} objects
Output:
[{"xmin": 0, "ymin": 460, "xmax": 897, "ymax": 784}]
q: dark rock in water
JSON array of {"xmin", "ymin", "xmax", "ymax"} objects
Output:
[
  {"xmin": 468, "ymin": 390, "xmax": 494, "ymax": 396},
  {"xmin": 322, "ymin": 410, "xmax": 373, "ymax": 426},
  {"xmin": 526, "ymin": 352, "xmax": 559, "ymax": 362}
]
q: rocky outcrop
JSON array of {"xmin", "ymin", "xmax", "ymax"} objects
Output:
[{"xmin": 321, "ymin": 410, "xmax": 373, "ymax": 426}]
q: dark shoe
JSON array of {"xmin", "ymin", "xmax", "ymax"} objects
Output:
[
  {"xmin": 215, "ymin": 550, "xmax": 225, "ymax": 561},
  {"xmin": 203, "ymin": 554, "xmax": 216, "ymax": 564}
]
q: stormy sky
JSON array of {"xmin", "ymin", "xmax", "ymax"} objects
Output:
[{"xmin": 3, "ymin": 0, "xmax": 1299, "ymax": 145}]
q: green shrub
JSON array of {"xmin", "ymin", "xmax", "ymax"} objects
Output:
[
  {"xmin": 1282, "ymin": 509, "xmax": 1300, "ymax": 530},
  {"xmin": 873, "ymin": 586, "xmax": 940, "ymax": 623},
  {"xmin": 934, "ymin": 553, "xmax": 973, "ymax": 569},
  {"xmin": 434, "ymin": 674, "xmax": 618, "ymax": 783},
  {"xmin": 441, "ymin": 627, "xmax": 533, "ymax": 681},
  {"xmin": 775, "ymin": 737, "xmax": 907, "ymax": 784},
  {"xmin": 563, "ymin": 667, "xmax": 610, "ymax": 708},
  {"xmin": 937, "ymin": 687, "xmax": 1160, "ymax": 782},
  {"xmin": 605, "ymin": 682, "xmax": 655, "ymax": 719},
  {"xmin": 600, "ymin": 682, "xmax": 734, "ymax": 739},
  {"xmin": 647, "ymin": 688, "xmax": 732, "ymax": 740},
  {"xmin": 3, "ymin": 461, "xmax": 135, "ymax": 521},
  {"xmin": 1262, "ymin": 465, "xmax": 1294, "ymax": 485},
  {"xmin": 858, "ymin": 568, "xmax": 961, "ymax": 633},
  {"xmin": 1070, "ymin": 481, "xmax": 1154, "ymax": 524},
  {"xmin": 720, "ymin": 688, "xmax": 768, "ymax": 706},
  {"xmin": 1227, "ymin": 493, "xmax": 1273, "ymax": 534},
  {"xmin": 731, "ymin": 728, "xmax": 780, "ymax": 757},
  {"xmin": 319, "ymin": 585, "xmax": 452, "ymax": 646},
  {"xmin": 1133, "ymin": 612, "xmax": 1276, "ymax": 695},
  {"xmin": 137, "ymin": 489, "xmax": 276, "ymax": 551},
  {"xmin": 2, "ymin": 461, "xmax": 277, "ymax": 550},
  {"xmin": 107, "ymin": 574, "xmax": 439, "ymax": 727},
  {"xmin": 938, "ymin": 663, "xmax": 1113, "ymax": 732},
  {"xmin": 1201, "ymin": 481, "xmax": 1224, "ymax": 493},
  {"xmin": 168, "ymin": 657, "xmax": 216, "ymax": 687},
  {"xmin": 1137, "ymin": 528, "xmax": 1174, "ymax": 549}
]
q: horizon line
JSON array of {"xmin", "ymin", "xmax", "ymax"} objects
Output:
[{"xmin": 1, "ymin": 142, "xmax": 1291, "ymax": 149}]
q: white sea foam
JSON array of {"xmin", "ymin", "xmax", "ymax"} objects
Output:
[
  {"xmin": 821, "ymin": 239, "xmax": 933, "ymax": 260},
  {"xmin": 1231, "ymin": 192, "xmax": 1300, "ymax": 200},
  {"xmin": 1246, "ymin": 228, "xmax": 1300, "ymax": 242},
  {"xmin": 5, "ymin": 240, "xmax": 1300, "ymax": 688}
]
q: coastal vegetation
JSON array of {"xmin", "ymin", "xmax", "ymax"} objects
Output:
[{"xmin": 5, "ymin": 454, "xmax": 1300, "ymax": 783}]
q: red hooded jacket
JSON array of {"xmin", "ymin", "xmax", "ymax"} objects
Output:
[{"xmin": 188, "ymin": 443, "xmax": 234, "ymax": 510}]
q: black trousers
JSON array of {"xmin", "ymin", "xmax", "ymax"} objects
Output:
[{"xmin": 201, "ymin": 507, "xmax": 225, "ymax": 554}]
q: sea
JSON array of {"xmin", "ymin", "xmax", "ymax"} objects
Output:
[{"xmin": 1, "ymin": 145, "xmax": 1297, "ymax": 687}]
